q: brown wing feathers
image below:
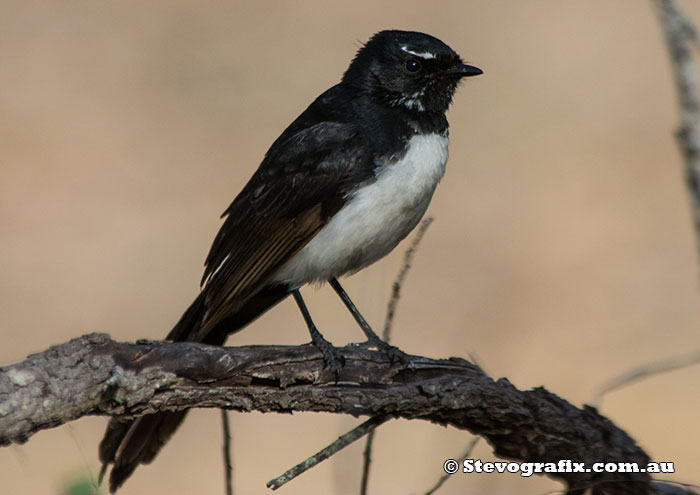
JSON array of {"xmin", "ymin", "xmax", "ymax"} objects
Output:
[{"xmin": 99, "ymin": 119, "xmax": 361, "ymax": 492}]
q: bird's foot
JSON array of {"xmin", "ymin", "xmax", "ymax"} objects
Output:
[
  {"xmin": 309, "ymin": 329, "xmax": 344, "ymax": 377},
  {"xmin": 355, "ymin": 337, "xmax": 415, "ymax": 369}
]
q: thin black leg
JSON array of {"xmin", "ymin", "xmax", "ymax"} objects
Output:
[
  {"xmin": 329, "ymin": 278, "xmax": 382, "ymax": 342},
  {"xmin": 292, "ymin": 289, "xmax": 342, "ymax": 374},
  {"xmin": 329, "ymin": 277, "xmax": 408, "ymax": 363}
]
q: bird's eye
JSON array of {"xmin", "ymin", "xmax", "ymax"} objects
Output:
[{"xmin": 405, "ymin": 58, "xmax": 422, "ymax": 73}]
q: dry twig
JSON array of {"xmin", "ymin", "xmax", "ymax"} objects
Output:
[
  {"xmin": 222, "ymin": 410, "xmax": 234, "ymax": 495},
  {"xmin": 382, "ymin": 216, "xmax": 434, "ymax": 341},
  {"xmin": 361, "ymin": 216, "xmax": 433, "ymax": 495},
  {"xmin": 423, "ymin": 436, "xmax": 480, "ymax": 495},
  {"xmin": 652, "ymin": 0, "xmax": 700, "ymax": 269},
  {"xmin": 266, "ymin": 416, "xmax": 389, "ymax": 490},
  {"xmin": 593, "ymin": 347, "xmax": 700, "ymax": 406}
]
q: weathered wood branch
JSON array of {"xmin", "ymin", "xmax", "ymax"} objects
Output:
[
  {"xmin": 0, "ymin": 333, "xmax": 651, "ymax": 493},
  {"xmin": 653, "ymin": 0, "xmax": 700, "ymax": 271}
]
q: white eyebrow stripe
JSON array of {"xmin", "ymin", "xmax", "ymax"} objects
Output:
[{"xmin": 400, "ymin": 46, "xmax": 436, "ymax": 59}]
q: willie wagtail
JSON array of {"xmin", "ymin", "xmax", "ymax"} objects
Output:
[{"xmin": 99, "ymin": 30, "xmax": 482, "ymax": 492}]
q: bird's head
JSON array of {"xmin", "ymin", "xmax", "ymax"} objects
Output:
[{"xmin": 342, "ymin": 30, "xmax": 482, "ymax": 114}]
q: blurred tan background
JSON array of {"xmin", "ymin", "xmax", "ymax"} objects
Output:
[{"xmin": 2, "ymin": 1, "xmax": 699, "ymax": 493}]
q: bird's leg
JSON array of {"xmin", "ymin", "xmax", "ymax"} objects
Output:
[
  {"xmin": 328, "ymin": 277, "xmax": 407, "ymax": 363},
  {"xmin": 292, "ymin": 289, "xmax": 343, "ymax": 375}
]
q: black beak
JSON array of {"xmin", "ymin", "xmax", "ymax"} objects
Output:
[{"xmin": 444, "ymin": 63, "xmax": 483, "ymax": 78}]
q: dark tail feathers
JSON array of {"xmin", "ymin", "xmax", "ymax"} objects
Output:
[{"xmin": 99, "ymin": 285, "xmax": 289, "ymax": 492}]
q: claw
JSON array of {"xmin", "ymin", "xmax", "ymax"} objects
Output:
[
  {"xmin": 307, "ymin": 325, "xmax": 343, "ymax": 377},
  {"xmin": 312, "ymin": 336, "xmax": 344, "ymax": 377},
  {"xmin": 360, "ymin": 337, "xmax": 415, "ymax": 369}
]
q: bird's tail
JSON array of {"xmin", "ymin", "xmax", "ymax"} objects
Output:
[
  {"xmin": 99, "ymin": 411, "xmax": 190, "ymax": 493},
  {"xmin": 99, "ymin": 285, "xmax": 289, "ymax": 492}
]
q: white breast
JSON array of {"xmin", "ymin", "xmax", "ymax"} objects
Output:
[{"xmin": 271, "ymin": 133, "xmax": 449, "ymax": 286}]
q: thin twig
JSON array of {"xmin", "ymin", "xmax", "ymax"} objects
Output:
[
  {"xmin": 678, "ymin": 4, "xmax": 700, "ymax": 53},
  {"xmin": 359, "ymin": 429, "xmax": 375, "ymax": 495},
  {"xmin": 423, "ymin": 436, "xmax": 480, "ymax": 495},
  {"xmin": 359, "ymin": 217, "xmax": 434, "ymax": 495},
  {"xmin": 382, "ymin": 216, "xmax": 433, "ymax": 340},
  {"xmin": 651, "ymin": 480, "xmax": 700, "ymax": 494},
  {"xmin": 652, "ymin": 0, "xmax": 700, "ymax": 271},
  {"xmin": 593, "ymin": 347, "xmax": 700, "ymax": 406},
  {"xmin": 266, "ymin": 416, "xmax": 390, "ymax": 491},
  {"xmin": 221, "ymin": 410, "xmax": 233, "ymax": 495}
]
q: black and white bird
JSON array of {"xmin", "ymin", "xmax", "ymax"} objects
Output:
[{"xmin": 99, "ymin": 29, "xmax": 481, "ymax": 491}]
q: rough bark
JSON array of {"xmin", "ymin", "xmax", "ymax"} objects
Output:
[
  {"xmin": 0, "ymin": 333, "xmax": 651, "ymax": 493},
  {"xmin": 653, "ymin": 0, "xmax": 700, "ymax": 270}
]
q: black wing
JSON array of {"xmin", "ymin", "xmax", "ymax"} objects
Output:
[{"xmin": 192, "ymin": 85, "xmax": 364, "ymax": 340}]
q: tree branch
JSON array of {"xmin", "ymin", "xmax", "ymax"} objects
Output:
[
  {"xmin": 0, "ymin": 333, "xmax": 652, "ymax": 493},
  {"xmin": 221, "ymin": 410, "xmax": 234, "ymax": 495},
  {"xmin": 652, "ymin": 0, "xmax": 700, "ymax": 270},
  {"xmin": 266, "ymin": 416, "xmax": 389, "ymax": 490}
]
